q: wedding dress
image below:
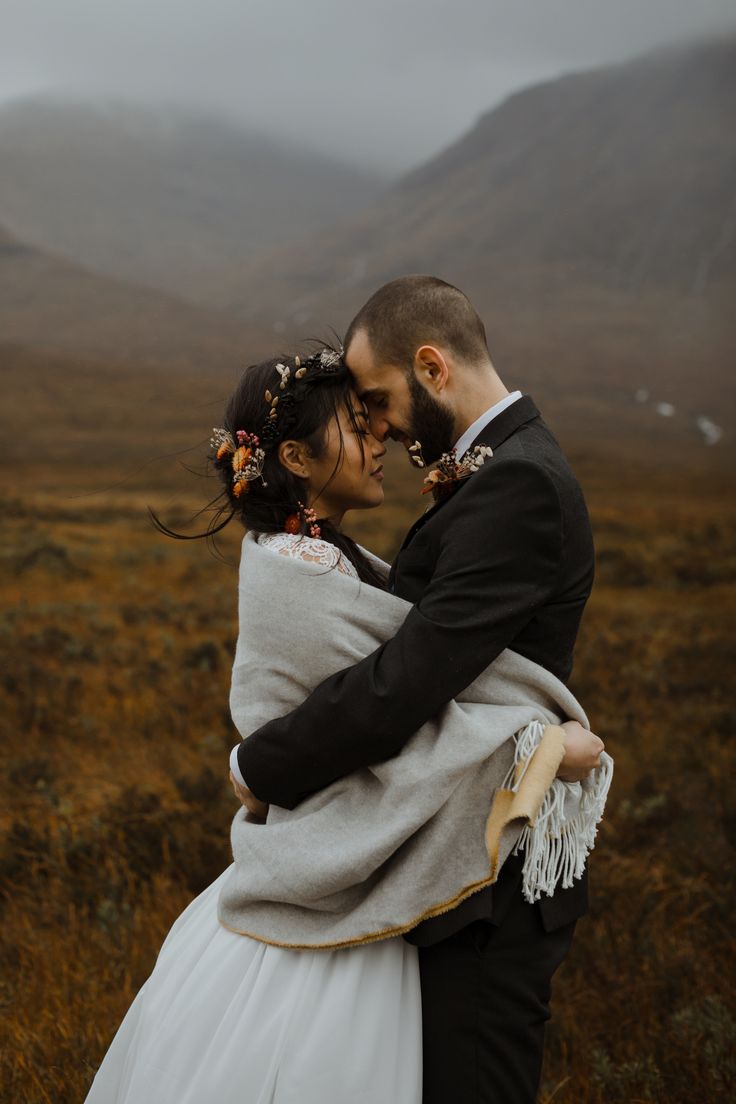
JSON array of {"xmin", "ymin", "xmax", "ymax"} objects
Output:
[{"xmin": 83, "ymin": 532, "xmax": 422, "ymax": 1104}]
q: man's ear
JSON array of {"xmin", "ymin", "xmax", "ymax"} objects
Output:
[
  {"xmin": 413, "ymin": 344, "xmax": 449, "ymax": 394},
  {"xmin": 277, "ymin": 439, "xmax": 311, "ymax": 480}
]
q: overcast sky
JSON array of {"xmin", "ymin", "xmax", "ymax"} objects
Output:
[{"xmin": 3, "ymin": 0, "xmax": 734, "ymax": 173}]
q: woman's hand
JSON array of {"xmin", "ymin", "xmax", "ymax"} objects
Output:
[
  {"xmin": 556, "ymin": 721, "xmax": 605, "ymax": 782},
  {"xmin": 229, "ymin": 770, "xmax": 270, "ymax": 823}
]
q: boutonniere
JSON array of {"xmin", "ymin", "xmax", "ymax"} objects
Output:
[{"xmin": 421, "ymin": 444, "xmax": 494, "ymax": 501}]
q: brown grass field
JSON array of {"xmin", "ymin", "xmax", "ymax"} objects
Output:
[{"xmin": 1, "ymin": 347, "xmax": 734, "ymax": 1102}]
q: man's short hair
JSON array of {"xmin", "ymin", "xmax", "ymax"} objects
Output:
[{"xmin": 344, "ymin": 275, "xmax": 490, "ymax": 370}]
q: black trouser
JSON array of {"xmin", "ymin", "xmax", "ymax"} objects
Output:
[{"xmin": 417, "ymin": 886, "xmax": 577, "ymax": 1104}]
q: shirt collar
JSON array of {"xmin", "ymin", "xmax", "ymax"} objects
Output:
[{"xmin": 453, "ymin": 391, "xmax": 523, "ymax": 460}]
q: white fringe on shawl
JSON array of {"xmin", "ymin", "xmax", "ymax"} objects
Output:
[{"xmin": 503, "ymin": 720, "xmax": 614, "ymax": 902}]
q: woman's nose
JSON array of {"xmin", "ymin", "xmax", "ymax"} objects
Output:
[{"xmin": 372, "ymin": 436, "xmax": 387, "ymax": 459}]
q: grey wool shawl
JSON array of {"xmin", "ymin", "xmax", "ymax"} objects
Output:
[{"xmin": 217, "ymin": 531, "xmax": 611, "ymax": 950}]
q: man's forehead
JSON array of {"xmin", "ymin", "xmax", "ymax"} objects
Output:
[
  {"xmin": 345, "ymin": 346, "xmax": 378, "ymax": 397},
  {"xmin": 345, "ymin": 334, "xmax": 400, "ymax": 395},
  {"xmin": 344, "ymin": 329, "xmax": 374, "ymax": 371}
]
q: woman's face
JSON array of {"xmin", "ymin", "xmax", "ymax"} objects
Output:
[{"xmin": 308, "ymin": 391, "xmax": 387, "ymax": 523}]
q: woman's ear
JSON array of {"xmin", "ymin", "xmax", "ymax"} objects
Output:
[{"xmin": 277, "ymin": 438, "xmax": 311, "ymax": 480}]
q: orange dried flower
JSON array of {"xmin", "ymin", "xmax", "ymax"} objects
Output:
[{"xmin": 232, "ymin": 446, "xmax": 252, "ymax": 472}]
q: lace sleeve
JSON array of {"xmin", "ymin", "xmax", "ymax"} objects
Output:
[{"xmin": 256, "ymin": 532, "xmax": 359, "ymax": 579}]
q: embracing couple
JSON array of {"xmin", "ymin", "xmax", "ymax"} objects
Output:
[{"xmin": 86, "ymin": 275, "xmax": 611, "ymax": 1104}]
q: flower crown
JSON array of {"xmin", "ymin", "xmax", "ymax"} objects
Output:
[
  {"xmin": 259, "ymin": 348, "xmax": 343, "ymax": 450},
  {"xmin": 210, "ymin": 346, "xmax": 344, "ymax": 499}
]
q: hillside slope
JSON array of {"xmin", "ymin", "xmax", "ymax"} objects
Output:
[
  {"xmin": 0, "ymin": 224, "xmax": 271, "ymax": 373},
  {"xmin": 0, "ymin": 98, "xmax": 384, "ymax": 302}
]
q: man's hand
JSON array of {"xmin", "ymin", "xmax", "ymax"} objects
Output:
[
  {"xmin": 557, "ymin": 720, "xmax": 605, "ymax": 783},
  {"xmin": 229, "ymin": 770, "xmax": 270, "ymax": 822}
]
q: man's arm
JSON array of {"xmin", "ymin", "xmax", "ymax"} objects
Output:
[{"xmin": 238, "ymin": 458, "xmax": 563, "ymax": 809}]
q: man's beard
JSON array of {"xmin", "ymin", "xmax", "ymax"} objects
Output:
[{"xmin": 405, "ymin": 372, "xmax": 456, "ymax": 466}]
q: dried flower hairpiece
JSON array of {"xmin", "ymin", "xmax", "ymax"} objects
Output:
[
  {"xmin": 284, "ymin": 501, "xmax": 322, "ymax": 538},
  {"xmin": 260, "ymin": 348, "xmax": 344, "ymax": 447},
  {"xmin": 210, "ymin": 427, "xmax": 267, "ymax": 498}
]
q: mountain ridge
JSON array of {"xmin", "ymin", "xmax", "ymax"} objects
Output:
[
  {"xmin": 204, "ymin": 36, "xmax": 734, "ymax": 447},
  {"xmin": 216, "ymin": 34, "xmax": 736, "ymax": 323}
]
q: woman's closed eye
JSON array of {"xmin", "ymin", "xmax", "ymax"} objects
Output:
[{"xmin": 351, "ymin": 405, "xmax": 372, "ymax": 436}]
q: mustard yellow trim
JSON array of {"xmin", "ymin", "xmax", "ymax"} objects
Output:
[
  {"xmin": 218, "ymin": 724, "xmax": 568, "ymax": 951},
  {"xmin": 504, "ymin": 723, "xmax": 567, "ymax": 828}
]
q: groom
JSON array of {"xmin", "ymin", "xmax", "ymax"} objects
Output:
[{"xmin": 231, "ymin": 276, "xmax": 603, "ymax": 1103}]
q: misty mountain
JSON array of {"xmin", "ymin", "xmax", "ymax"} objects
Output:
[
  {"xmin": 218, "ymin": 36, "xmax": 735, "ymax": 322},
  {"xmin": 2, "ymin": 40, "xmax": 733, "ymax": 460},
  {"xmin": 0, "ymin": 222, "xmax": 271, "ymax": 372},
  {"xmin": 208, "ymin": 37, "xmax": 735, "ymax": 443},
  {"xmin": 0, "ymin": 98, "xmax": 384, "ymax": 302}
]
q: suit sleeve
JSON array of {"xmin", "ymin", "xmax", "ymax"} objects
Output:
[{"xmin": 238, "ymin": 458, "xmax": 564, "ymax": 809}]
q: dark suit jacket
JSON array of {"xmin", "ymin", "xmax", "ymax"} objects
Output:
[{"xmin": 237, "ymin": 394, "xmax": 596, "ymax": 943}]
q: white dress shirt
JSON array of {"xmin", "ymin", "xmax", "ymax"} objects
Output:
[
  {"xmin": 229, "ymin": 389, "xmax": 524, "ymax": 791},
  {"xmin": 452, "ymin": 390, "xmax": 522, "ymax": 460}
]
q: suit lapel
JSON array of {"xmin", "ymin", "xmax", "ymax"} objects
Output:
[{"xmin": 394, "ymin": 394, "xmax": 541, "ymax": 556}]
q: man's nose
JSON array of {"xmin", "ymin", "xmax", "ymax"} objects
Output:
[{"xmin": 368, "ymin": 413, "xmax": 391, "ymax": 442}]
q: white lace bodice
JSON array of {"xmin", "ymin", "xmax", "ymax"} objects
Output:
[{"xmin": 256, "ymin": 532, "xmax": 359, "ymax": 579}]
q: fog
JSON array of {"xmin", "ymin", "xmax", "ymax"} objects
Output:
[{"xmin": 3, "ymin": 0, "xmax": 735, "ymax": 171}]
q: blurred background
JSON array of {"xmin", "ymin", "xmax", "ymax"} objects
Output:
[{"xmin": 1, "ymin": 2, "xmax": 734, "ymax": 1100}]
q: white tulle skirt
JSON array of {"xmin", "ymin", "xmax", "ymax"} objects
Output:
[{"xmin": 84, "ymin": 863, "xmax": 422, "ymax": 1103}]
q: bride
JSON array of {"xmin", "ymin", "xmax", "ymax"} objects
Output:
[{"xmin": 84, "ymin": 348, "xmax": 608, "ymax": 1103}]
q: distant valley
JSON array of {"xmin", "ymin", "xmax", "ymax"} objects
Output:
[{"xmin": 1, "ymin": 38, "xmax": 733, "ymax": 472}]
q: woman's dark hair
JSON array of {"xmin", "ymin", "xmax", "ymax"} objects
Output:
[{"xmin": 148, "ymin": 349, "xmax": 387, "ymax": 589}]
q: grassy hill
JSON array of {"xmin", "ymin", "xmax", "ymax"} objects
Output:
[
  {"xmin": 0, "ymin": 223, "xmax": 273, "ymax": 373},
  {"xmin": 1, "ymin": 366, "xmax": 733, "ymax": 1101}
]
